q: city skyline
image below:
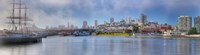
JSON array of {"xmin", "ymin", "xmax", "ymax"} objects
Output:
[
  {"xmin": 0, "ymin": 0, "xmax": 200, "ymax": 29},
  {"xmin": 1, "ymin": 0, "xmax": 200, "ymax": 55}
]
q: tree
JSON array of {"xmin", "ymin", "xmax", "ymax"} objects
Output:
[{"xmin": 188, "ymin": 27, "xmax": 197, "ymax": 35}]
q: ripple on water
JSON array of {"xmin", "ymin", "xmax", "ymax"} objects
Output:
[{"xmin": 1, "ymin": 36, "xmax": 200, "ymax": 55}]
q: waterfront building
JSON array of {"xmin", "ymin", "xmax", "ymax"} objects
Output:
[
  {"xmin": 140, "ymin": 13, "xmax": 148, "ymax": 24},
  {"xmin": 139, "ymin": 26, "xmax": 158, "ymax": 33},
  {"xmin": 178, "ymin": 16, "xmax": 192, "ymax": 32},
  {"xmin": 194, "ymin": 16, "xmax": 200, "ymax": 33},
  {"xmin": 158, "ymin": 25, "xmax": 172, "ymax": 33},
  {"xmin": 139, "ymin": 24, "xmax": 172, "ymax": 33}
]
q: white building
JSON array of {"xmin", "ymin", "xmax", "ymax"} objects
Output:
[{"xmin": 178, "ymin": 16, "xmax": 192, "ymax": 32}]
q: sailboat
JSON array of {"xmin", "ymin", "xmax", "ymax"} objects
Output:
[{"xmin": 0, "ymin": 0, "xmax": 45, "ymax": 44}]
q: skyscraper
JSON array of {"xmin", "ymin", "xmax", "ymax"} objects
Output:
[
  {"xmin": 140, "ymin": 13, "xmax": 147, "ymax": 24},
  {"xmin": 82, "ymin": 21, "xmax": 88, "ymax": 29},
  {"xmin": 178, "ymin": 16, "xmax": 192, "ymax": 31},
  {"xmin": 110, "ymin": 17, "xmax": 114, "ymax": 23},
  {"xmin": 194, "ymin": 16, "xmax": 200, "ymax": 33},
  {"xmin": 110, "ymin": 17, "xmax": 114, "ymax": 26},
  {"xmin": 95, "ymin": 20, "xmax": 98, "ymax": 28}
]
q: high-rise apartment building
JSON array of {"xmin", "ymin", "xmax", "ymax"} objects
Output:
[
  {"xmin": 110, "ymin": 17, "xmax": 114, "ymax": 26},
  {"xmin": 95, "ymin": 20, "xmax": 98, "ymax": 28},
  {"xmin": 178, "ymin": 16, "xmax": 192, "ymax": 31},
  {"xmin": 140, "ymin": 13, "xmax": 147, "ymax": 24},
  {"xmin": 194, "ymin": 16, "xmax": 200, "ymax": 33},
  {"xmin": 110, "ymin": 17, "xmax": 114, "ymax": 23}
]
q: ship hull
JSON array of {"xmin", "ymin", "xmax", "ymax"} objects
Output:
[{"xmin": 0, "ymin": 36, "xmax": 46, "ymax": 44}]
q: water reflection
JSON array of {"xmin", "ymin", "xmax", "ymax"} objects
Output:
[
  {"xmin": 1, "ymin": 36, "xmax": 200, "ymax": 55},
  {"xmin": 0, "ymin": 43, "xmax": 42, "ymax": 55}
]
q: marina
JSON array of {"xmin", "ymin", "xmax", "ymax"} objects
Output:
[{"xmin": 0, "ymin": 0, "xmax": 200, "ymax": 55}]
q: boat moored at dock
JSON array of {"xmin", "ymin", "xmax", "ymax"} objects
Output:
[{"xmin": 0, "ymin": 0, "xmax": 46, "ymax": 44}]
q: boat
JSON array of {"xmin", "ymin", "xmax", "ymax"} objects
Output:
[
  {"xmin": 0, "ymin": 0, "xmax": 45, "ymax": 44},
  {"xmin": 73, "ymin": 31, "xmax": 90, "ymax": 36},
  {"xmin": 162, "ymin": 31, "xmax": 185, "ymax": 37},
  {"xmin": 0, "ymin": 33, "xmax": 43, "ymax": 43}
]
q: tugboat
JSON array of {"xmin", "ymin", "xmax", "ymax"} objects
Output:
[{"xmin": 0, "ymin": 0, "xmax": 45, "ymax": 44}]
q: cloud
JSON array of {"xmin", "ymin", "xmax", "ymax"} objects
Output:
[
  {"xmin": 0, "ymin": 0, "xmax": 11, "ymax": 29},
  {"xmin": 0, "ymin": 0, "xmax": 82, "ymax": 29},
  {"xmin": 39, "ymin": 0, "xmax": 71, "ymax": 7},
  {"xmin": 0, "ymin": 0, "xmax": 200, "ymax": 29},
  {"xmin": 29, "ymin": 9, "xmax": 82, "ymax": 28}
]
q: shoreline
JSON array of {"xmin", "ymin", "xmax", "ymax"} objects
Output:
[
  {"xmin": 127, "ymin": 35, "xmax": 200, "ymax": 38},
  {"xmin": 94, "ymin": 35, "xmax": 200, "ymax": 38}
]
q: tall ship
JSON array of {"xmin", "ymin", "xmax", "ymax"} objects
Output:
[{"xmin": 0, "ymin": 0, "xmax": 45, "ymax": 44}]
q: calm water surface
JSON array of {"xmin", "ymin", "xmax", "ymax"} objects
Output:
[{"xmin": 0, "ymin": 36, "xmax": 200, "ymax": 55}]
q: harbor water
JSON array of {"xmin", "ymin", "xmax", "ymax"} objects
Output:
[{"xmin": 1, "ymin": 36, "xmax": 200, "ymax": 55}]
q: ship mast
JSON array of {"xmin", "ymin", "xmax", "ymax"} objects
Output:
[
  {"xmin": 24, "ymin": 5, "xmax": 28, "ymax": 33},
  {"xmin": 8, "ymin": 0, "xmax": 16, "ymax": 31},
  {"xmin": 8, "ymin": 0, "xmax": 31, "ymax": 33},
  {"xmin": 19, "ymin": 0, "xmax": 22, "ymax": 32}
]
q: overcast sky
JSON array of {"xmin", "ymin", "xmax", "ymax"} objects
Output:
[{"xmin": 0, "ymin": 0, "xmax": 200, "ymax": 29}]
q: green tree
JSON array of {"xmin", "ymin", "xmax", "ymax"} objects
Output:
[{"xmin": 188, "ymin": 27, "xmax": 197, "ymax": 35}]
